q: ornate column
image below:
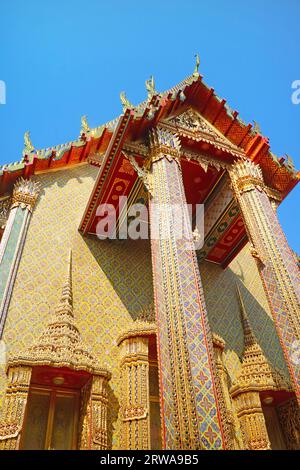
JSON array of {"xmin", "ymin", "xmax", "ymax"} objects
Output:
[
  {"xmin": 229, "ymin": 160, "xmax": 300, "ymax": 403},
  {"xmin": 212, "ymin": 334, "xmax": 243, "ymax": 449},
  {"xmin": 231, "ymin": 391, "xmax": 271, "ymax": 450},
  {"xmin": 0, "ymin": 178, "xmax": 40, "ymax": 337},
  {"xmin": 118, "ymin": 329, "xmax": 154, "ymax": 450},
  {"xmin": 90, "ymin": 374, "xmax": 110, "ymax": 450},
  {"xmin": 0, "ymin": 365, "xmax": 32, "ymax": 450},
  {"xmin": 148, "ymin": 127, "xmax": 224, "ymax": 450}
]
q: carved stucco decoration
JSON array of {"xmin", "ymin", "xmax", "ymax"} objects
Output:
[
  {"xmin": 0, "ymin": 196, "xmax": 11, "ymax": 230},
  {"xmin": 277, "ymin": 397, "xmax": 300, "ymax": 450},
  {"xmin": 163, "ymin": 108, "xmax": 245, "ymax": 159},
  {"xmin": 11, "ymin": 178, "xmax": 41, "ymax": 212}
]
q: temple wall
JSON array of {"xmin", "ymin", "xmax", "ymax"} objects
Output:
[
  {"xmin": 0, "ymin": 163, "xmax": 290, "ymax": 447},
  {"xmin": 0, "ymin": 164, "xmax": 154, "ymax": 448}
]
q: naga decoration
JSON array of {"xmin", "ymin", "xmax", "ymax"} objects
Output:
[
  {"xmin": 120, "ymin": 92, "xmax": 134, "ymax": 112},
  {"xmin": 22, "ymin": 131, "xmax": 34, "ymax": 156},
  {"xmin": 145, "ymin": 75, "xmax": 156, "ymax": 100},
  {"xmin": 192, "ymin": 53, "xmax": 200, "ymax": 77},
  {"xmin": 80, "ymin": 115, "xmax": 90, "ymax": 135}
]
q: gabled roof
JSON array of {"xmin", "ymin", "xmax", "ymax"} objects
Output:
[{"xmin": 0, "ymin": 67, "xmax": 298, "ymax": 199}]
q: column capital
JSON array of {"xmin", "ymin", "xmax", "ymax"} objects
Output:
[
  {"xmin": 148, "ymin": 127, "xmax": 181, "ymax": 167},
  {"xmin": 229, "ymin": 159, "xmax": 265, "ymax": 194},
  {"xmin": 11, "ymin": 178, "xmax": 41, "ymax": 211}
]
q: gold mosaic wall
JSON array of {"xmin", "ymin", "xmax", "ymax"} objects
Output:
[
  {"xmin": 0, "ymin": 163, "xmax": 289, "ymax": 446},
  {"xmin": 200, "ymin": 247, "xmax": 289, "ymax": 385}
]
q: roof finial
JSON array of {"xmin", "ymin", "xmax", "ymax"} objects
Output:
[
  {"xmin": 23, "ymin": 131, "xmax": 35, "ymax": 156},
  {"xmin": 252, "ymin": 120, "xmax": 261, "ymax": 134},
  {"xmin": 80, "ymin": 115, "xmax": 90, "ymax": 135},
  {"xmin": 193, "ymin": 53, "xmax": 200, "ymax": 77},
  {"xmin": 284, "ymin": 154, "xmax": 296, "ymax": 172},
  {"xmin": 145, "ymin": 75, "xmax": 156, "ymax": 100},
  {"xmin": 120, "ymin": 91, "xmax": 134, "ymax": 112}
]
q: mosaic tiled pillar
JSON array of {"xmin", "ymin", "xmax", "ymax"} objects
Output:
[
  {"xmin": 90, "ymin": 374, "xmax": 110, "ymax": 449},
  {"xmin": 212, "ymin": 334, "xmax": 243, "ymax": 449},
  {"xmin": 148, "ymin": 127, "xmax": 224, "ymax": 450},
  {"xmin": 0, "ymin": 178, "xmax": 40, "ymax": 337},
  {"xmin": 118, "ymin": 333, "xmax": 151, "ymax": 450},
  {"xmin": 229, "ymin": 160, "xmax": 300, "ymax": 402}
]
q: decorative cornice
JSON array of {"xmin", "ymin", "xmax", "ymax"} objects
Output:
[
  {"xmin": 117, "ymin": 324, "xmax": 157, "ymax": 347},
  {"xmin": 212, "ymin": 332, "xmax": 226, "ymax": 351},
  {"xmin": 235, "ymin": 176, "xmax": 265, "ymax": 194},
  {"xmin": 182, "ymin": 148, "xmax": 230, "ymax": 171},
  {"xmin": 123, "ymin": 141, "xmax": 148, "ymax": 158},
  {"xmin": 264, "ymin": 185, "xmax": 283, "ymax": 202},
  {"xmin": 87, "ymin": 152, "xmax": 105, "ymax": 167}
]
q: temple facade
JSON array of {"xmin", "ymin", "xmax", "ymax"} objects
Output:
[{"xmin": 0, "ymin": 62, "xmax": 299, "ymax": 450}]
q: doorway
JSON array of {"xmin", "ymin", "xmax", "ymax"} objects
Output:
[{"xmin": 20, "ymin": 386, "xmax": 79, "ymax": 450}]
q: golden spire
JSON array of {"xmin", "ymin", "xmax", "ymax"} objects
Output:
[
  {"xmin": 60, "ymin": 249, "xmax": 73, "ymax": 308},
  {"xmin": 8, "ymin": 250, "xmax": 109, "ymax": 376},
  {"xmin": 234, "ymin": 282, "xmax": 290, "ymax": 390},
  {"xmin": 236, "ymin": 282, "xmax": 256, "ymax": 348}
]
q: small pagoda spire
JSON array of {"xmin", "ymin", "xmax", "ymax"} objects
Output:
[
  {"xmin": 8, "ymin": 249, "xmax": 105, "ymax": 373},
  {"xmin": 236, "ymin": 282, "xmax": 256, "ymax": 349},
  {"xmin": 59, "ymin": 249, "xmax": 73, "ymax": 308},
  {"xmin": 233, "ymin": 282, "xmax": 291, "ymax": 393}
]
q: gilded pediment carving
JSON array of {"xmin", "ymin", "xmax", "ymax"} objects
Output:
[{"xmin": 164, "ymin": 108, "xmax": 243, "ymax": 156}]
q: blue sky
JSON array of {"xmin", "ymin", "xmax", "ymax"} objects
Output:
[{"xmin": 0, "ymin": 0, "xmax": 299, "ymax": 251}]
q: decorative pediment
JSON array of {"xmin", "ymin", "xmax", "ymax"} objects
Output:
[{"xmin": 165, "ymin": 108, "xmax": 242, "ymax": 155}]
